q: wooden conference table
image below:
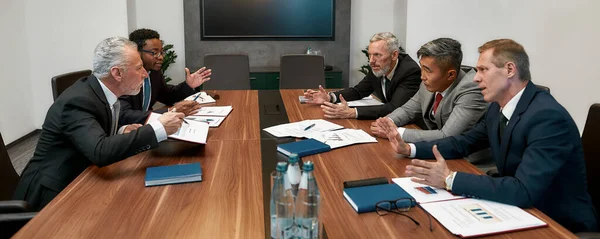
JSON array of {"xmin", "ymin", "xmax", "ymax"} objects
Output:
[{"xmin": 14, "ymin": 90, "xmax": 576, "ymax": 239}]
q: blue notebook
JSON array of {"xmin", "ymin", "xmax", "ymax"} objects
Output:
[
  {"xmin": 343, "ymin": 183, "xmax": 416, "ymax": 213},
  {"xmin": 145, "ymin": 162, "xmax": 202, "ymax": 187},
  {"xmin": 277, "ymin": 138, "xmax": 331, "ymax": 157}
]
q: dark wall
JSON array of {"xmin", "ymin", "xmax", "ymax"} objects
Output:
[{"xmin": 183, "ymin": 0, "xmax": 351, "ymax": 87}]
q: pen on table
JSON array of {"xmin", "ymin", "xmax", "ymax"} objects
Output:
[
  {"xmin": 192, "ymin": 93, "xmax": 201, "ymax": 101},
  {"xmin": 304, "ymin": 123, "xmax": 316, "ymax": 131}
]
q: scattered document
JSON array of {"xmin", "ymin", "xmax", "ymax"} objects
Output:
[
  {"xmin": 392, "ymin": 177, "xmax": 464, "ymax": 204},
  {"xmin": 420, "ymin": 198, "xmax": 546, "ymax": 238},
  {"xmin": 263, "ymin": 119, "xmax": 344, "ymax": 138},
  {"xmin": 342, "ymin": 95, "xmax": 384, "ymax": 107},
  {"xmin": 299, "ymin": 96, "xmax": 310, "ymax": 104},
  {"xmin": 184, "ymin": 92, "xmax": 216, "ymax": 104},
  {"xmin": 193, "ymin": 106, "xmax": 233, "ymax": 117},
  {"xmin": 392, "ymin": 177, "xmax": 547, "ymax": 237},
  {"xmin": 147, "ymin": 113, "xmax": 209, "ymax": 144},
  {"xmin": 185, "ymin": 116, "xmax": 225, "ymax": 127},
  {"xmin": 307, "ymin": 128, "xmax": 377, "ymax": 149}
]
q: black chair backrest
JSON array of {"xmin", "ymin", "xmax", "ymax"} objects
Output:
[
  {"xmin": 460, "ymin": 65, "xmax": 476, "ymax": 73},
  {"xmin": 202, "ymin": 54, "xmax": 251, "ymax": 90},
  {"xmin": 51, "ymin": 70, "xmax": 92, "ymax": 101},
  {"xmin": 280, "ymin": 54, "xmax": 325, "ymax": 89},
  {"xmin": 0, "ymin": 133, "xmax": 19, "ymax": 201},
  {"xmin": 535, "ymin": 84, "xmax": 550, "ymax": 93},
  {"xmin": 582, "ymin": 103, "xmax": 600, "ymax": 219}
]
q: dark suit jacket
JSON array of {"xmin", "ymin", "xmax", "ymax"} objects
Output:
[
  {"xmin": 119, "ymin": 70, "xmax": 196, "ymax": 124},
  {"xmin": 13, "ymin": 76, "xmax": 159, "ymax": 211},
  {"xmin": 414, "ymin": 81, "xmax": 597, "ymax": 233},
  {"xmin": 333, "ymin": 52, "xmax": 421, "ymax": 120}
]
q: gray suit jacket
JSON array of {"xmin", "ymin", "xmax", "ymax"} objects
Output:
[{"xmin": 386, "ymin": 70, "xmax": 487, "ymax": 142}]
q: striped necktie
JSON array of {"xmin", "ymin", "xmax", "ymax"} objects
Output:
[{"xmin": 142, "ymin": 77, "xmax": 151, "ymax": 111}]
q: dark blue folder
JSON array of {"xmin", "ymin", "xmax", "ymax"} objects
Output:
[
  {"xmin": 277, "ymin": 138, "xmax": 331, "ymax": 157},
  {"xmin": 343, "ymin": 183, "xmax": 416, "ymax": 213},
  {"xmin": 145, "ymin": 162, "xmax": 202, "ymax": 187}
]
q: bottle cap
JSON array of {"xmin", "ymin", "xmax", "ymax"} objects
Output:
[
  {"xmin": 288, "ymin": 154, "xmax": 300, "ymax": 163},
  {"xmin": 302, "ymin": 161, "xmax": 314, "ymax": 172},
  {"xmin": 276, "ymin": 162, "xmax": 288, "ymax": 172}
]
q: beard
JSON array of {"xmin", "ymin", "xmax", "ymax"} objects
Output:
[
  {"xmin": 372, "ymin": 64, "xmax": 391, "ymax": 78},
  {"xmin": 121, "ymin": 83, "xmax": 142, "ymax": 96}
]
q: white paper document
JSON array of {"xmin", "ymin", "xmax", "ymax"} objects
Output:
[
  {"xmin": 263, "ymin": 119, "xmax": 344, "ymax": 138},
  {"xmin": 392, "ymin": 177, "xmax": 464, "ymax": 204},
  {"xmin": 342, "ymin": 95, "xmax": 384, "ymax": 107},
  {"xmin": 184, "ymin": 116, "xmax": 225, "ymax": 127},
  {"xmin": 307, "ymin": 128, "xmax": 377, "ymax": 149},
  {"xmin": 184, "ymin": 92, "xmax": 216, "ymax": 104},
  {"xmin": 193, "ymin": 106, "xmax": 233, "ymax": 117},
  {"xmin": 420, "ymin": 198, "xmax": 546, "ymax": 238},
  {"xmin": 147, "ymin": 113, "xmax": 209, "ymax": 144}
]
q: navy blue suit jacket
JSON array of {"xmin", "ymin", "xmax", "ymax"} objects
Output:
[{"xmin": 414, "ymin": 81, "xmax": 597, "ymax": 233}]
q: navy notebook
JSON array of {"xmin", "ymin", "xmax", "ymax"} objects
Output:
[
  {"xmin": 277, "ymin": 138, "xmax": 331, "ymax": 157},
  {"xmin": 145, "ymin": 162, "xmax": 202, "ymax": 187},
  {"xmin": 343, "ymin": 183, "xmax": 416, "ymax": 213}
]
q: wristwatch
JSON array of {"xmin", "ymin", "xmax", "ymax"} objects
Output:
[
  {"xmin": 328, "ymin": 92, "xmax": 336, "ymax": 103},
  {"xmin": 445, "ymin": 171, "xmax": 456, "ymax": 191}
]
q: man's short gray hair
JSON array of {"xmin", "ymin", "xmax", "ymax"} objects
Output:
[
  {"xmin": 417, "ymin": 38, "xmax": 463, "ymax": 72},
  {"xmin": 92, "ymin": 37, "xmax": 138, "ymax": 79},
  {"xmin": 370, "ymin": 32, "xmax": 404, "ymax": 54}
]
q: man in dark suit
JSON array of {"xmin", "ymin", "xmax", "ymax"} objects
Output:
[
  {"xmin": 119, "ymin": 28, "xmax": 212, "ymax": 126},
  {"xmin": 13, "ymin": 37, "xmax": 185, "ymax": 211},
  {"xmin": 382, "ymin": 39, "xmax": 597, "ymax": 233},
  {"xmin": 303, "ymin": 32, "xmax": 421, "ymax": 120}
]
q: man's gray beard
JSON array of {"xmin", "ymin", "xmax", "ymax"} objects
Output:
[{"xmin": 372, "ymin": 65, "xmax": 390, "ymax": 77}]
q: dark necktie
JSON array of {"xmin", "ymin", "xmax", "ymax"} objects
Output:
[
  {"xmin": 110, "ymin": 101, "xmax": 120, "ymax": 136},
  {"xmin": 383, "ymin": 76, "xmax": 391, "ymax": 100},
  {"xmin": 432, "ymin": 93, "xmax": 443, "ymax": 115},
  {"xmin": 498, "ymin": 113, "xmax": 508, "ymax": 139},
  {"xmin": 142, "ymin": 77, "xmax": 151, "ymax": 111}
]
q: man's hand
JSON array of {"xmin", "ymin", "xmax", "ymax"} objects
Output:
[
  {"xmin": 158, "ymin": 111, "xmax": 185, "ymax": 135},
  {"xmin": 370, "ymin": 119, "xmax": 389, "ymax": 138},
  {"xmin": 185, "ymin": 67, "xmax": 212, "ymax": 89},
  {"xmin": 303, "ymin": 85, "xmax": 330, "ymax": 104},
  {"xmin": 171, "ymin": 101, "xmax": 201, "ymax": 116},
  {"xmin": 321, "ymin": 95, "xmax": 356, "ymax": 119},
  {"xmin": 405, "ymin": 145, "xmax": 452, "ymax": 189},
  {"xmin": 378, "ymin": 117, "xmax": 410, "ymax": 155},
  {"xmin": 123, "ymin": 124, "xmax": 142, "ymax": 134}
]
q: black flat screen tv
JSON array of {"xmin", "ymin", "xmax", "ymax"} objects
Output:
[{"xmin": 200, "ymin": 0, "xmax": 335, "ymax": 40}]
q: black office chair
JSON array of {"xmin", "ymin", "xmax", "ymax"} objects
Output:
[
  {"xmin": 51, "ymin": 70, "xmax": 92, "ymax": 101},
  {"xmin": 279, "ymin": 54, "xmax": 326, "ymax": 89},
  {"xmin": 576, "ymin": 103, "xmax": 600, "ymax": 238},
  {"xmin": 202, "ymin": 54, "xmax": 251, "ymax": 90},
  {"xmin": 535, "ymin": 84, "xmax": 550, "ymax": 93},
  {"xmin": 460, "ymin": 65, "xmax": 476, "ymax": 73},
  {"xmin": 0, "ymin": 132, "xmax": 36, "ymax": 239}
]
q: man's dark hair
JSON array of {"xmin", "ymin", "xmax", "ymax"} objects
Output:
[
  {"xmin": 417, "ymin": 38, "xmax": 463, "ymax": 72},
  {"xmin": 128, "ymin": 28, "xmax": 160, "ymax": 51}
]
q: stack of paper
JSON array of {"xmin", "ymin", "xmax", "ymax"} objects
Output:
[
  {"xmin": 147, "ymin": 113, "xmax": 209, "ymax": 144},
  {"xmin": 192, "ymin": 106, "xmax": 233, "ymax": 117},
  {"xmin": 307, "ymin": 128, "xmax": 377, "ymax": 149},
  {"xmin": 392, "ymin": 177, "xmax": 547, "ymax": 238},
  {"xmin": 263, "ymin": 119, "xmax": 344, "ymax": 138},
  {"xmin": 184, "ymin": 116, "xmax": 225, "ymax": 127},
  {"xmin": 184, "ymin": 92, "xmax": 216, "ymax": 104},
  {"xmin": 343, "ymin": 95, "xmax": 384, "ymax": 107}
]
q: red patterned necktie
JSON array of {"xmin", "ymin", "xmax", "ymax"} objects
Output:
[{"xmin": 432, "ymin": 93, "xmax": 443, "ymax": 114}]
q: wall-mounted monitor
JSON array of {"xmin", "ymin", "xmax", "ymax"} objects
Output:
[{"xmin": 200, "ymin": 0, "xmax": 335, "ymax": 41}]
